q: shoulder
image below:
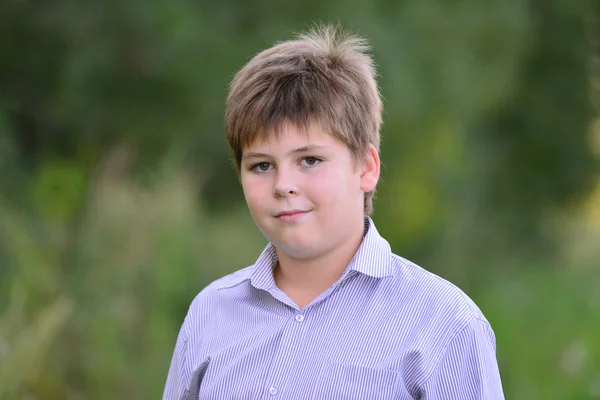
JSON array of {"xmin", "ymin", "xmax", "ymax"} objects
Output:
[
  {"xmin": 386, "ymin": 254, "xmax": 497, "ymax": 383},
  {"xmin": 179, "ymin": 266, "xmax": 254, "ymax": 338},
  {"xmin": 191, "ymin": 265, "xmax": 254, "ymax": 308},
  {"xmin": 385, "ymin": 253, "xmax": 492, "ymax": 358},
  {"xmin": 390, "ymin": 253, "xmax": 486, "ymax": 324}
]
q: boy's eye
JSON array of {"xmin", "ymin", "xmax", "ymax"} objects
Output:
[
  {"xmin": 251, "ymin": 162, "xmax": 272, "ymax": 172},
  {"xmin": 301, "ymin": 157, "xmax": 320, "ymax": 166}
]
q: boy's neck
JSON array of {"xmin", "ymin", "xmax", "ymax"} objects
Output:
[{"xmin": 273, "ymin": 218, "xmax": 366, "ymax": 309}]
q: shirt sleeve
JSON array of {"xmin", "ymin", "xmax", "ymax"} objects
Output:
[
  {"xmin": 420, "ymin": 318, "xmax": 505, "ymax": 399},
  {"xmin": 162, "ymin": 323, "xmax": 190, "ymax": 400}
]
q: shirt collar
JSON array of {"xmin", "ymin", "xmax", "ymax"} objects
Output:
[
  {"xmin": 347, "ymin": 217, "xmax": 394, "ymax": 278},
  {"xmin": 217, "ymin": 217, "xmax": 394, "ymax": 291}
]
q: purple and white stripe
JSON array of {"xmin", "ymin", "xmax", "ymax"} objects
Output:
[{"xmin": 163, "ymin": 218, "xmax": 505, "ymax": 399}]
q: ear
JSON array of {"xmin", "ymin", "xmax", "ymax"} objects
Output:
[{"xmin": 360, "ymin": 144, "xmax": 380, "ymax": 193}]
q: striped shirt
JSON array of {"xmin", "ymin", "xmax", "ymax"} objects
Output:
[{"xmin": 163, "ymin": 218, "xmax": 504, "ymax": 399}]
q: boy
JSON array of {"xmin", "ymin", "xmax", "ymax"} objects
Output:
[{"xmin": 163, "ymin": 25, "xmax": 504, "ymax": 399}]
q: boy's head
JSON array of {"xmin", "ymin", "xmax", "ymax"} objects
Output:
[{"xmin": 225, "ymin": 24, "xmax": 383, "ymax": 215}]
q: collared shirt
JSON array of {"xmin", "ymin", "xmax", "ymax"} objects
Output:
[{"xmin": 163, "ymin": 218, "xmax": 505, "ymax": 399}]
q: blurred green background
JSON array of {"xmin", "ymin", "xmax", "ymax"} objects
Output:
[{"xmin": 1, "ymin": 1, "xmax": 599, "ymax": 399}]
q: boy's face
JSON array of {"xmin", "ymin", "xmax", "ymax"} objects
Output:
[{"xmin": 240, "ymin": 121, "xmax": 379, "ymax": 260}]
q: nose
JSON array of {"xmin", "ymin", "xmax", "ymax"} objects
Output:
[{"xmin": 273, "ymin": 168, "xmax": 299, "ymax": 198}]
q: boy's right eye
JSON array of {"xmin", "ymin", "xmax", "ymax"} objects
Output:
[{"xmin": 251, "ymin": 162, "xmax": 272, "ymax": 173}]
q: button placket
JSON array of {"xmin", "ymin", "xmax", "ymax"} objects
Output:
[{"xmin": 262, "ymin": 310, "xmax": 309, "ymax": 399}]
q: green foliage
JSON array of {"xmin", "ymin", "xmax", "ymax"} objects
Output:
[
  {"xmin": 0, "ymin": 162, "xmax": 266, "ymax": 399},
  {"xmin": 478, "ymin": 0, "xmax": 596, "ymax": 239},
  {"xmin": 0, "ymin": 290, "xmax": 73, "ymax": 400},
  {"xmin": 479, "ymin": 267, "xmax": 600, "ymax": 400}
]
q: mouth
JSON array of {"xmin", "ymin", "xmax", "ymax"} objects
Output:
[{"xmin": 275, "ymin": 209, "xmax": 311, "ymax": 221}]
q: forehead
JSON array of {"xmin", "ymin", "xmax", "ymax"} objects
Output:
[{"xmin": 243, "ymin": 121, "xmax": 344, "ymax": 154}]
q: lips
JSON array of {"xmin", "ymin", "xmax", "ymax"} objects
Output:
[
  {"xmin": 275, "ymin": 210, "xmax": 308, "ymax": 217},
  {"xmin": 275, "ymin": 209, "xmax": 310, "ymax": 221}
]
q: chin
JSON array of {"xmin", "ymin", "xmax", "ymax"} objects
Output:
[
  {"xmin": 278, "ymin": 247, "xmax": 319, "ymax": 260},
  {"xmin": 273, "ymin": 238, "xmax": 325, "ymax": 260},
  {"xmin": 257, "ymin": 216, "xmax": 322, "ymax": 252}
]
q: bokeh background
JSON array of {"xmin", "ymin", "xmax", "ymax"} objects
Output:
[{"xmin": 1, "ymin": 1, "xmax": 599, "ymax": 399}]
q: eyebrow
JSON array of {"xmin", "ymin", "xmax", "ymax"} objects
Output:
[{"xmin": 242, "ymin": 144, "xmax": 328, "ymax": 160}]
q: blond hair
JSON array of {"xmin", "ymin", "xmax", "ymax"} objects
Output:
[{"xmin": 225, "ymin": 24, "xmax": 382, "ymax": 214}]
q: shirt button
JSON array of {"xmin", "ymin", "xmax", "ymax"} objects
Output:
[
  {"xmin": 269, "ymin": 386, "xmax": 278, "ymax": 395},
  {"xmin": 295, "ymin": 314, "xmax": 304, "ymax": 322}
]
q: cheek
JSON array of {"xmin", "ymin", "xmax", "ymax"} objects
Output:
[
  {"xmin": 309, "ymin": 166, "xmax": 359, "ymax": 203},
  {"xmin": 241, "ymin": 176, "xmax": 269, "ymax": 208}
]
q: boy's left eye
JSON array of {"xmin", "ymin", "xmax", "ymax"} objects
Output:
[{"xmin": 301, "ymin": 157, "xmax": 321, "ymax": 166}]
